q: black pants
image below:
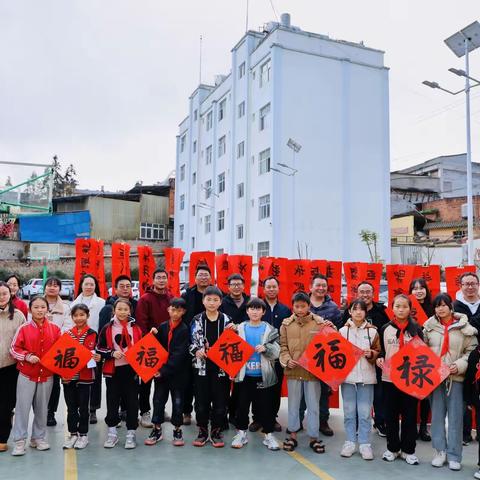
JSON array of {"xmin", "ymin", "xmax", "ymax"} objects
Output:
[
  {"xmin": 373, "ymin": 367, "xmax": 385, "ymax": 427},
  {"xmin": 105, "ymin": 365, "xmax": 139, "ymax": 430},
  {"xmin": 254, "ymin": 361, "xmax": 283, "ymax": 423},
  {"xmin": 194, "ymin": 371, "xmax": 229, "ymax": 430},
  {"xmin": 48, "ymin": 374, "xmax": 61, "ymax": 414},
  {"xmin": 228, "ymin": 382, "xmax": 240, "ymax": 422},
  {"xmin": 63, "ymin": 381, "xmax": 91, "ymax": 435},
  {"xmin": 90, "ymin": 362, "xmax": 102, "ymax": 412},
  {"xmin": 464, "ymin": 397, "xmax": 480, "ymax": 438},
  {"xmin": 0, "ymin": 364, "xmax": 18, "ymax": 443},
  {"xmin": 139, "ymin": 379, "xmax": 152, "ymax": 415},
  {"xmin": 236, "ymin": 377, "xmax": 275, "ymax": 434},
  {"xmin": 419, "ymin": 398, "xmax": 430, "ymax": 427},
  {"xmin": 383, "ymin": 381, "xmax": 418, "ymax": 455},
  {"xmin": 152, "ymin": 379, "xmax": 183, "ymax": 428},
  {"xmin": 183, "ymin": 365, "xmax": 194, "ymax": 415}
]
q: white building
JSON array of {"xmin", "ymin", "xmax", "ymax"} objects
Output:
[{"xmin": 174, "ymin": 13, "xmax": 391, "ymax": 270}]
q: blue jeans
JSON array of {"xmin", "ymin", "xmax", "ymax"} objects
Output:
[
  {"xmin": 299, "ymin": 380, "xmax": 330, "ymax": 424},
  {"xmin": 287, "ymin": 379, "xmax": 321, "ymax": 439},
  {"xmin": 430, "ymin": 380, "xmax": 463, "ymax": 463},
  {"xmin": 341, "ymin": 383, "xmax": 374, "ymax": 444}
]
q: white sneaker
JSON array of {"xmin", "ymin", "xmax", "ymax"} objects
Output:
[
  {"xmin": 341, "ymin": 441, "xmax": 356, "ymax": 458},
  {"xmin": 231, "ymin": 430, "xmax": 248, "ymax": 449},
  {"xmin": 382, "ymin": 450, "xmax": 399, "ymax": 462},
  {"xmin": 263, "ymin": 433, "xmax": 280, "ymax": 451},
  {"xmin": 359, "ymin": 443, "xmax": 374, "ymax": 460},
  {"xmin": 473, "ymin": 468, "xmax": 480, "ymax": 479},
  {"xmin": 11, "ymin": 440, "xmax": 26, "ymax": 456},
  {"xmin": 125, "ymin": 432, "xmax": 136, "ymax": 449},
  {"xmin": 74, "ymin": 436, "xmax": 88, "ymax": 450},
  {"xmin": 103, "ymin": 433, "xmax": 119, "ymax": 448},
  {"xmin": 63, "ymin": 434, "xmax": 78, "ymax": 449},
  {"xmin": 431, "ymin": 450, "xmax": 446, "ymax": 467},
  {"xmin": 30, "ymin": 438, "xmax": 50, "ymax": 451},
  {"xmin": 401, "ymin": 452, "xmax": 419, "ymax": 465},
  {"xmin": 140, "ymin": 412, "xmax": 153, "ymax": 428},
  {"xmin": 448, "ymin": 460, "xmax": 461, "ymax": 471}
]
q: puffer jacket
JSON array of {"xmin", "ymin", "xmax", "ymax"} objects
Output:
[
  {"xmin": 423, "ymin": 312, "xmax": 478, "ymax": 382},
  {"xmin": 339, "ymin": 319, "xmax": 380, "ymax": 385},
  {"xmin": 235, "ymin": 321, "xmax": 280, "ymax": 388},
  {"xmin": 279, "ymin": 313, "xmax": 329, "ymax": 381}
]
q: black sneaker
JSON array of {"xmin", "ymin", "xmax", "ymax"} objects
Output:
[
  {"xmin": 192, "ymin": 428, "xmax": 209, "ymax": 447},
  {"xmin": 172, "ymin": 428, "xmax": 184, "ymax": 446},
  {"xmin": 144, "ymin": 427, "xmax": 162, "ymax": 446},
  {"xmin": 89, "ymin": 411, "xmax": 97, "ymax": 425},
  {"xmin": 374, "ymin": 424, "xmax": 387, "ymax": 437},
  {"xmin": 418, "ymin": 425, "xmax": 431, "ymax": 442},
  {"xmin": 47, "ymin": 412, "xmax": 57, "ymax": 427},
  {"xmin": 463, "ymin": 433, "xmax": 473, "ymax": 446},
  {"xmin": 319, "ymin": 420, "xmax": 334, "ymax": 437},
  {"xmin": 248, "ymin": 421, "xmax": 261, "ymax": 432},
  {"xmin": 210, "ymin": 428, "xmax": 224, "ymax": 448}
]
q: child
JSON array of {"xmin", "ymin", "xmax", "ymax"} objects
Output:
[
  {"xmin": 465, "ymin": 340, "xmax": 480, "ymax": 479},
  {"xmin": 10, "ymin": 296, "xmax": 61, "ymax": 456},
  {"xmin": 62, "ymin": 304, "xmax": 101, "ymax": 450},
  {"xmin": 144, "ymin": 297, "xmax": 189, "ymax": 447},
  {"xmin": 231, "ymin": 298, "xmax": 280, "ymax": 451},
  {"xmin": 339, "ymin": 299, "xmax": 380, "ymax": 460},
  {"xmin": 190, "ymin": 286, "xmax": 235, "ymax": 448},
  {"xmin": 279, "ymin": 292, "xmax": 332, "ymax": 453},
  {"xmin": 376, "ymin": 294, "xmax": 423, "ymax": 465},
  {"xmin": 97, "ymin": 298, "xmax": 142, "ymax": 449}
]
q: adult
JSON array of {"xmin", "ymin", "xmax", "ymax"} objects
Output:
[
  {"xmin": 71, "ymin": 274, "xmax": 106, "ymax": 424},
  {"xmin": 135, "ymin": 268, "xmax": 172, "ymax": 428},
  {"xmin": 453, "ymin": 272, "xmax": 480, "ymax": 445},
  {"xmin": 181, "ymin": 264, "xmax": 212, "ymax": 425},
  {"xmin": 44, "ymin": 277, "xmax": 72, "ymax": 427},
  {"xmin": 5, "ymin": 275, "xmax": 28, "ymax": 318},
  {"xmin": 0, "ymin": 281, "xmax": 26, "ymax": 452},
  {"xmin": 220, "ymin": 273, "xmax": 250, "ymax": 325},
  {"xmin": 341, "ymin": 281, "xmax": 390, "ymax": 437}
]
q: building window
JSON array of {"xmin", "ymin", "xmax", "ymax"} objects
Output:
[
  {"xmin": 206, "ymin": 145, "xmax": 212, "ymax": 164},
  {"xmin": 257, "ymin": 241, "xmax": 270, "ymax": 258},
  {"xmin": 218, "ymin": 172, "xmax": 225, "ymax": 193},
  {"xmin": 191, "ymin": 237, "xmax": 195, "ymax": 249},
  {"xmin": 179, "ymin": 224, "xmax": 184, "ymax": 241},
  {"xmin": 205, "ymin": 215, "xmax": 211, "ymax": 234},
  {"xmin": 453, "ymin": 229, "xmax": 467, "ymax": 239},
  {"xmin": 216, "ymin": 248, "xmax": 224, "ymax": 255},
  {"xmin": 180, "ymin": 134, "xmax": 187, "ymax": 152},
  {"xmin": 180, "ymin": 164, "xmax": 185, "ymax": 181},
  {"xmin": 237, "ymin": 141, "xmax": 245, "ymax": 158},
  {"xmin": 193, "ymin": 109, "xmax": 198, "ymax": 121},
  {"xmin": 238, "ymin": 101, "xmax": 245, "ymax": 118},
  {"xmin": 237, "ymin": 182, "xmax": 244, "ymax": 198},
  {"xmin": 219, "ymin": 99, "xmax": 226, "ymax": 121},
  {"xmin": 206, "ymin": 111, "xmax": 213, "ymax": 131},
  {"xmin": 192, "ymin": 204, "xmax": 196, "ymax": 217},
  {"xmin": 179, "ymin": 194, "xmax": 185, "ymax": 210},
  {"xmin": 259, "ymin": 103, "xmax": 270, "ymax": 131},
  {"xmin": 205, "ymin": 179, "xmax": 212, "ymax": 199},
  {"xmin": 192, "ymin": 172, "xmax": 196, "ymax": 185},
  {"xmin": 218, "ymin": 135, "xmax": 226, "ymax": 157},
  {"xmin": 260, "ymin": 60, "xmax": 271, "ymax": 87},
  {"xmin": 193, "ymin": 140, "xmax": 197, "ymax": 153},
  {"xmin": 259, "ymin": 148, "xmax": 271, "ymax": 175},
  {"xmin": 259, "ymin": 194, "xmax": 270, "ymax": 220},
  {"xmin": 443, "ymin": 181, "xmax": 453, "ymax": 192},
  {"xmin": 239, "ymin": 62, "xmax": 246, "ymax": 78},
  {"xmin": 140, "ymin": 222, "xmax": 167, "ymax": 241},
  {"xmin": 236, "ymin": 224, "xmax": 244, "ymax": 239},
  {"xmin": 217, "ymin": 210, "xmax": 225, "ymax": 231}
]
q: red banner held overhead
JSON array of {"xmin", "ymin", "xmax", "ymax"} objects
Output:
[
  {"xmin": 344, "ymin": 262, "xmax": 382, "ymax": 304},
  {"xmin": 270, "ymin": 258, "xmax": 290, "ymax": 305},
  {"xmin": 215, "ymin": 254, "xmax": 231, "ymax": 294},
  {"xmin": 95, "ymin": 241, "xmax": 107, "ymax": 298},
  {"xmin": 258, "ymin": 257, "xmax": 274, "ymax": 298},
  {"xmin": 189, "ymin": 251, "xmax": 215, "ymax": 287},
  {"xmin": 409, "ymin": 295, "xmax": 429, "ymax": 326},
  {"xmin": 413, "ymin": 265, "xmax": 441, "ymax": 299},
  {"xmin": 74, "ymin": 239, "xmax": 106, "ymax": 298},
  {"xmin": 164, "ymin": 247, "xmax": 185, "ymax": 297},
  {"xmin": 386, "ymin": 264, "xmax": 416, "ymax": 300},
  {"xmin": 111, "ymin": 243, "xmax": 131, "ymax": 295},
  {"xmin": 288, "ymin": 259, "xmax": 311, "ymax": 296},
  {"xmin": 229, "ymin": 255, "xmax": 253, "ymax": 295},
  {"xmin": 445, "ymin": 265, "xmax": 477, "ymax": 299},
  {"xmin": 138, "ymin": 245, "xmax": 156, "ymax": 297},
  {"xmin": 325, "ymin": 261, "xmax": 343, "ymax": 306}
]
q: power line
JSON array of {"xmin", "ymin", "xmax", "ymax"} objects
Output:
[{"xmin": 268, "ymin": 0, "xmax": 279, "ymax": 21}]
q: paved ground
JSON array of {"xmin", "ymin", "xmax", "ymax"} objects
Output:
[{"xmin": 1, "ymin": 395, "xmax": 479, "ymax": 480}]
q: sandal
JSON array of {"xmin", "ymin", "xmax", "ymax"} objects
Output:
[
  {"xmin": 309, "ymin": 440, "xmax": 325, "ymax": 454},
  {"xmin": 283, "ymin": 437, "xmax": 298, "ymax": 451}
]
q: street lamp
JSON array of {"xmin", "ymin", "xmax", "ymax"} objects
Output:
[{"xmin": 422, "ymin": 21, "xmax": 480, "ymax": 264}]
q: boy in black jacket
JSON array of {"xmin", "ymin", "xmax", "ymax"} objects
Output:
[
  {"xmin": 144, "ymin": 298, "xmax": 189, "ymax": 447},
  {"xmin": 465, "ymin": 346, "xmax": 480, "ymax": 478}
]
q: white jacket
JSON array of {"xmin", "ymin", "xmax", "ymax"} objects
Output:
[{"xmin": 71, "ymin": 293, "xmax": 106, "ymax": 332}]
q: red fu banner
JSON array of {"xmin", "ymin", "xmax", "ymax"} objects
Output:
[
  {"xmin": 164, "ymin": 247, "xmax": 185, "ymax": 297},
  {"xmin": 445, "ymin": 265, "xmax": 477, "ymax": 299},
  {"xmin": 189, "ymin": 251, "xmax": 215, "ymax": 287},
  {"xmin": 138, "ymin": 245, "xmax": 156, "ymax": 297},
  {"xmin": 111, "ymin": 243, "xmax": 131, "ymax": 295}
]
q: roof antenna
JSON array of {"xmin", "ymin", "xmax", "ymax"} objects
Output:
[
  {"xmin": 199, "ymin": 35, "xmax": 203, "ymax": 84},
  {"xmin": 245, "ymin": 0, "xmax": 249, "ymax": 32}
]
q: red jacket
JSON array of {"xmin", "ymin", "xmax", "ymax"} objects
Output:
[
  {"xmin": 10, "ymin": 318, "xmax": 61, "ymax": 382},
  {"xmin": 135, "ymin": 288, "xmax": 172, "ymax": 334},
  {"xmin": 65, "ymin": 327, "xmax": 98, "ymax": 383},
  {"xmin": 13, "ymin": 296, "xmax": 28, "ymax": 319}
]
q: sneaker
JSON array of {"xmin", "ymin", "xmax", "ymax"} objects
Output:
[
  {"xmin": 63, "ymin": 434, "xmax": 78, "ymax": 449},
  {"xmin": 0, "ymin": 443, "xmax": 8, "ymax": 452},
  {"xmin": 89, "ymin": 411, "xmax": 97, "ymax": 425},
  {"xmin": 11, "ymin": 440, "xmax": 26, "ymax": 456},
  {"xmin": 140, "ymin": 412, "xmax": 153, "ymax": 428},
  {"xmin": 172, "ymin": 428, "xmax": 184, "ymax": 447},
  {"xmin": 274, "ymin": 421, "xmax": 282, "ymax": 432},
  {"xmin": 341, "ymin": 441, "xmax": 356, "ymax": 458},
  {"xmin": 320, "ymin": 420, "xmax": 334, "ymax": 436},
  {"xmin": 401, "ymin": 452, "xmax": 419, "ymax": 465},
  {"xmin": 431, "ymin": 450, "xmax": 446, "ymax": 467},
  {"xmin": 74, "ymin": 436, "xmax": 88, "ymax": 450},
  {"xmin": 359, "ymin": 444, "xmax": 374, "ymax": 460},
  {"xmin": 248, "ymin": 421, "xmax": 261, "ymax": 432},
  {"xmin": 103, "ymin": 433, "xmax": 119, "ymax": 448},
  {"xmin": 463, "ymin": 433, "xmax": 473, "ymax": 446},
  {"xmin": 46, "ymin": 412, "xmax": 57, "ymax": 427},
  {"xmin": 210, "ymin": 428, "xmax": 224, "ymax": 448},
  {"xmin": 474, "ymin": 468, "xmax": 480, "ymax": 479},
  {"xmin": 382, "ymin": 450, "xmax": 400, "ymax": 462},
  {"xmin": 448, "ymin": 461, "xmax": 461, "ymax": 471},
  {"xmin": 375, "ymin": 424, "xmax": 387, "ymax": 437},
  {"xmin": 263, "ymin": 433, "xmax": 280, "ymax": 451},
  {"xmin": 183, "ymin": 414, "xmax": 192, "ymax": 426},
  {"xmin": 144, "ymin": 427, "xmax": 163, "ymax": 446},
  {"xmin": 231, "ymin": 430, "xmax": 248, "ymax": 449},
  {"xmin": 30, "ymin": 438, "xmax": 50, "ymax": 451},
  {"xmin": 120, "ymin": 410, "xmax": 127, "ymax": 422},
  {"xmin": 125, "ymin": 432, "xmax": 136, "ymax": 449},
  {"xmin": 192, "ymin": 428, "xmax": 209, "ymax": 447},
  {"xmin": 418, "ymin": 425, "xmax": 431, "ymax": 442}
]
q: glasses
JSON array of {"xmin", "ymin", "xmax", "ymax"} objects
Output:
[
  {"xmin": 229, "ymin": 283, "xmax": 244, "ymax": 288},
  {"xmin": 462, "ymin": 282, "xmax": 479, "ymax": 287}
]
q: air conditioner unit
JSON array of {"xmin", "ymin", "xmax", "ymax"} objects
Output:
[{"xmin": 461, "ymin": 203, "xmax": 468, "ymax": 218}]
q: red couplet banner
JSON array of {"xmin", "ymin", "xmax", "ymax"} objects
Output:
[
  {"xmin": 138, "ymin": 245, "xmax": 156, "ymax": 297},
  {"xmin": 408, "ymin": 295, "xmax": 429, "ymax": 326},
  {"xmin": 111, "ymin": 243, "xmax": 131, "ymax": 295},
  {"xmin": 386, "ymin": 264, "xmax": 416, "ymax": 300},
  {"xmin": 164, "ymin": 247, "xmax": 185, "ymax": 297},
  {"xmin": 189, "ymin": 251, "xmax": 215, "ymax": 287},
  {"xmin": 445, "ymin": 265, "xmax": 476, "ymax": 299},
  {"xmin": 229, "ymin": 255, "xmax": 253, "ymax": 295},
  {"xmin": 344, "ymin": 262, "xmax": 383, "ymax": 304},
  {"xmin": 413, "ymin": 265, "xmax": 441, "ymax": 299},
  {"xmin": 74, "ymin": 239, "xmax": 106, "ymax": 298}
]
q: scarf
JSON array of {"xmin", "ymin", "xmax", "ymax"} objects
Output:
[
  {"xmin": 392, "ymin": 317, "xmax": 408, "ymax": 348},
  {"xmin": 440, "ymin": 317, "xmax": 455, "ymax": 358},
  {"xmin": 167, "ymin": 320, "xmax": 181, "ymax": 351}
]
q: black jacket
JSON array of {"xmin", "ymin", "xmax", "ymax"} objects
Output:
[
  {"xmin": 453, "ymin": 299, "xmax": 480, "ymax": 337},
  {"xmin": 341, "ymin": 301, "xmax": 390, "ymax": 330},
  {"xmin": 220, "ymin": 293, "xmax": 250, "ymax": 325},
  {"xmin": 181, "ymin": 286, "xmax": 205, "ymax": 326},
  {"xmin": 98, "ymin": 295, "xmax": 138, "ymax": 333},
  {"xmin": 262, "ymin": 301, "xmax": 291, "ymax": 330}
]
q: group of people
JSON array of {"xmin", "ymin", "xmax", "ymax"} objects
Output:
[{"xmin": 2, "ymin": 267, "xmax": 480, "ymax": 478}]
